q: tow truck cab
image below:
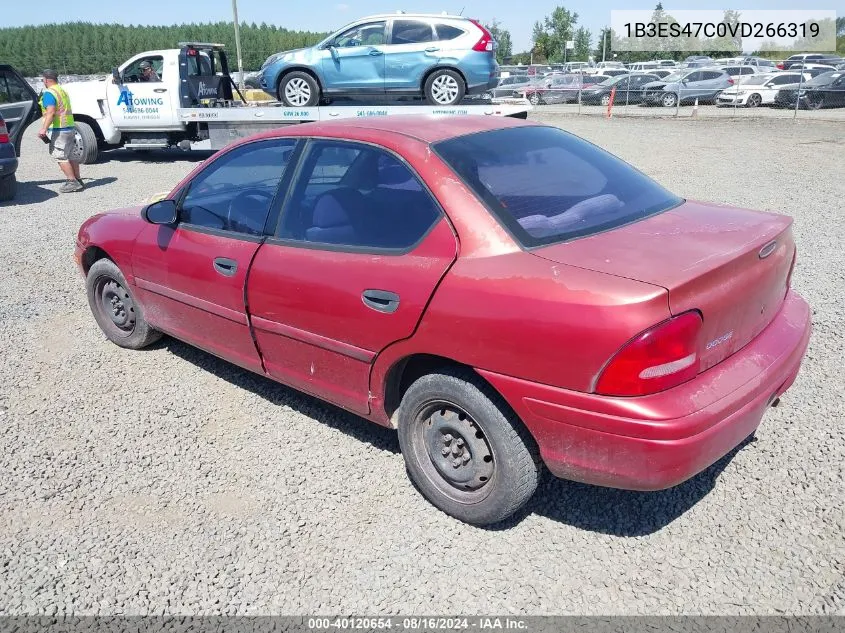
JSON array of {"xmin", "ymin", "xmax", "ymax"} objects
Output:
[{"xmin": 62, "ymin": 43, "xmax": 239, "ymax": 161}]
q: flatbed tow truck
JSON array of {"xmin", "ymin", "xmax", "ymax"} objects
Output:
[{"xmin": 60, "ymin": 42, "xmax": 531, "ymax": 164}]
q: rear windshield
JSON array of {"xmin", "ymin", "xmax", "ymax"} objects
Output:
[{"xmin": 433, "ymin": 126, "xmax": 682, "ymax": 247}]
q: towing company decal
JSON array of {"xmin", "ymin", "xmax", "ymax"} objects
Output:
[{"xmin": 117, "ymin": 89, "xmax": 164, "ymax": 119}]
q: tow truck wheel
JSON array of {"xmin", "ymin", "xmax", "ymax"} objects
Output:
[
  {"xmin": 72, "ymin": 121, "xmax": 99, "ymax": 164},
  {"xmin": 278, "ymin": 72, "xmax": 320, "ymax": 107}
]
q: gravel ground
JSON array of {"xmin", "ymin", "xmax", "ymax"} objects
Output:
[{"xmin": 1, "ymin": 116, "xmax": 843, "ymax": 616}]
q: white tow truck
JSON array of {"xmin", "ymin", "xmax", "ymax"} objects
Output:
[{"xmin": 61, "ymin": 43, "xmax": 530, "ymax": 164}]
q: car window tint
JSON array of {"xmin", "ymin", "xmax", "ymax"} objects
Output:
[
  {"xmin": 280, "ymin": 141, "xmax": 440, "ymax": 250},
  {"xmin": 180, "ymin": 140, "xmax": 296, "ymax": 235},
  {"xmin": 335, "ymin": 21, "xmax": 387, "ymax": 47},
  {"xmin": 123, "ymin": 56, "xmax": 164, "ymax": 82},
  {"xmin": 436, "ymin": 24, "xmax": 465, "ymax": 40},
  {"xmin": 434, "ymin": 126, "xmax": 682, "ymax": 248},
  {"xmin": 0, "ymin": 70, "xmax": 31, "ymax": 103},
  {"xmin": 391, "ymin": 20, "xmax": 435, "ymax": 44}
]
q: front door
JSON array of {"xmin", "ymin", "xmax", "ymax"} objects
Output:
[
  {"xmin": 0, "ymin": 66, "xmax": 39, "ymax": 154},
  {"xmin": 106, "ymin": 54, "xmax": 178, "ymax": 130},
  {"xmin": 247, "ymin": 139, "xmax": 457, "ymax": 414},
  {"xmin": 321, "ymin": 20, "xmax": 387, "ymax": 94},
  {"xmin": 131, "ymin": 138, "xmax": 299, "ymax": 372}
]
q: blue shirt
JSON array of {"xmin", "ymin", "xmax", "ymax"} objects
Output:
[{"xmin": 42, "ymin": 91, "xmax": 74, "ymax": 131}]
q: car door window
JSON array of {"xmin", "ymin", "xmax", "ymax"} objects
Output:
[
  {"xmin": 684, "ymin": 72, "xmax": 702, "ymax": 82},
  {"xmin": 279, "ymin": 141, "xmax": 440, "ymax": 251},
  {"xmin": 334, "ymin": 21, "xmax": 387, "ymax": 47},
  {"xmin": 180, "ymin": 139, "xmax": 297, "ymax": 236},
  {"xmin": 391, "ymin": 20, "xmax": 435, "ymax": 44},
  {"xmin": 123, "ymin": 56, "xmax": 164, "ymax": 83},
  {"xmin": 435, "ymin": 23, "xmax": 465, "ymax": 41},
  {"xmin": 703, "ymin": 71, "xmax": 723, "ymax": 80},
  {"xmin": 0, "ymin": 70, "xmax": 31, "ymax": 103}
]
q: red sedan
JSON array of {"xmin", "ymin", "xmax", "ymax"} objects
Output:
[{"xmin": 75, "ymin": 116, "xmax": 811, "ymax": 525}]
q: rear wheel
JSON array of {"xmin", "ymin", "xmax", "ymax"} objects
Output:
[
  {"xmin": 0, "ymin": 174, "xmax": 17, "ymax": 202},
  {"xmin": 278, "ymin": 71, "xmax": 320, "ymax": 107},
  {"xmin": 72, "ymin": 121, "xmax": 99, "ymax": 164},
  {"xmin": 86, "ymin": 259, "xmax": 162, "ymax": 349},
  {"xmin": 746, "ymin": 93, "xmax": 762, "ymax": 108},
  {"xmin": 397, "ymin": 368, "xmax": 540, "ymax": 525},
  {"xmin": 424, "ymin": 69, "xmax": 466, "ymax": 106}
]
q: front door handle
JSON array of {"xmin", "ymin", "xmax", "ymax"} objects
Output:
[
  {"xmin": 368, "ymin": 49, "xmax": 384, "ymax": 56},
  {"xmin": 424, "ymin": 47, "xmax": 440, "ymax": 52},
  {"xmin": 362, "ymin": 289, "xmax": 400, "ymax": 313},
  {"xmin": 153, "ymin": 88, "xmax": 168, "ymax": 93},
  {"xmin": 213, "ymin": 257, "xmax": 238, "ymax": 277}
]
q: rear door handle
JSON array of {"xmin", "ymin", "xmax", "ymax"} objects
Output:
[
  {"xmin": 362, "ymin": 289, "xmax": 400, "ymax": 313},
  {"xmin": 213, "ymin": 257, "xmax": 238, "ymax": 277},
  {"xmin": 153, "ymin": 88, "xmax": 168, "ymax": 93}
]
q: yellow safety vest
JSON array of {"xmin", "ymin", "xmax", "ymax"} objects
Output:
[{"xmin": 40, "ymin": 85, "xmax": 75, "ymax": 130}]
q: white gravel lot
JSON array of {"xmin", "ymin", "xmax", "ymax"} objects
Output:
[{"xmin": 1, "ymin": 116, "xmax": 843, "ymax": 616}]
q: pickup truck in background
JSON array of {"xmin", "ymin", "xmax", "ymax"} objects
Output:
[
  {"xmin": 60, "ymin": 43, "xmax": 529, "ymax": 164},
  {"xmin": 0, "ymin": 63, "xmax": 41, "ymax": 200}
]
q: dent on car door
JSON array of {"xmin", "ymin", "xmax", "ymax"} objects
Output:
[
  {"xmin": 0, "ymin": 68, "xmax": 39, "ymax": 154},
  {"xmin": 130, "ymin": 139, "xmax": 301, "ymax": 371},
  {"xmin": 385, "ymin": 19, "xmax": 437, "ymax": 91},
  {"xmin": 247, "ymin": 139, "xmax": 458, "ymax": 415}
]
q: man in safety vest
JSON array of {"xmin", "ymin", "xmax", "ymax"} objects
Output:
[{"xmin": 38, "ymin": 69, "xmax": 83, "ymax": 193}]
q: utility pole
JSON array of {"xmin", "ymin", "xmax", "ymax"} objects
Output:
[
  {"xmin": 232, "ymin": 0, "xmax": 245, "ymax": 91},
  {"xmin": 601, "ymin": 29, "xmax": 607, "ymax": 62}
]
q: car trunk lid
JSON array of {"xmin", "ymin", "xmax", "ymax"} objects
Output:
[{"xmin": 533, "ymin": 200, "xmax": 795, "ymax": 371}]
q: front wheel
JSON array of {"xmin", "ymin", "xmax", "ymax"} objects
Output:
[
  {"xmin": 661, "ymin": 92, "xmax": 678, "ymax": 107},
  {"xmin": 397, "ymin": 368, "xmax": 540, "ymax": 525},
  {"xmin": 72, "ymin": 121, "xmax": 99, "ymax": 164},
  {"xmin": 528, "ymin": 92, "xmax": 542, "ymax": 106},
  {"xmin": 86, "ymin": 259, "xmax": 162, "ymax": 349},
  {"xmin": 746, "ymin": 93, "xmax": 762, "ymax": 108},
  {"xmin": 424, "ymin": 69, "xmax": 466, "ymax": 106},
  {"xmin": 600, "ymin": 94, "xmax": 611, "ymax": 106},
  {"xmin": 805, "ymin": 95, "xmax": 824, "ymax": 110}
]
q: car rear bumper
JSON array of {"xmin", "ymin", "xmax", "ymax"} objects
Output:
[
  {"xmin": 479, "ymin": 290, "xmax": 812, "ymax": 491},
  {"xmin": 0, "ymin": 155, "xmax": 18, "ymax": 178}
]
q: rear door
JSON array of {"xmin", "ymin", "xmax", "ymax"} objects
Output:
[
  {"xmin": 384, "ymin": 18, "xmax": 437, "ymax": 91},
  {"xmin": 0, "ymin": 66, "xmax": 39, "ymax": 155},
  {"xmin": 247, "ymin": 139, "xmax": 457, "ymax": 414}
]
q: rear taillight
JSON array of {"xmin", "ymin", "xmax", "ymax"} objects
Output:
[
  {"xmin": 469, "ymin": 19, "xmax": 494, "ymax": 52},
  {"xmin": 595, "ymin": 311, "xmax": 703, "ymax": 397},
  {"xmin": 0, "ymin": 121, "xmax": 9, "ymax": 144},
  {"xmin": 728, "ymin": 78, "xmax": 734, "ymax": 85},
  {"xmin": 777, "ymin": 62, "xmax": 784, "ymax": 69}
]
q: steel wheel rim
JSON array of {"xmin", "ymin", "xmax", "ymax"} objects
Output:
[
  {"xmin": 431, "ymin": 74, "xmax": 459, "ymax": 104},
  {"xmin": 71, "ymin": 130, "xmax": 85, "ymax": 161},
  {"xmin": 95, "ymin": 276, "xmax": 136, "ymax": 337},
  {"xmin": 410, "ymin": 400, "xmax": 496, "ymax": 503},
  {"xmin": 284, "ymin": 77, "xmax": 312, "ymax": 106}
]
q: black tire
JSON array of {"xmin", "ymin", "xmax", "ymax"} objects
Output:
[
  {"xmin": 86, "ymin": 258, "xmax": 162, "ymax": 350},
  {"xmin": 72, "ymin": 121, "xmax": 99, "ymax": 164},
  {"xmin": 423, "ymin": 69, "xmax": 466, "ymax": 106},
  {"xmin": 397, "ymin": 367, "xmax": 540, "ymax": 525},
  {"xmin": 277, "ymin": 71, "xmax": 320, "ymax": 107},
  {"xmin": 0, "ymin": 174, "xmax": 17, "ymax": 202},
  {"xmin": 806, "ymin": 95, "xmax": 824, "ymax": 110},
  {"xmin": 747, "ymin": 93, "xmax": 762, "ymax": 108}
]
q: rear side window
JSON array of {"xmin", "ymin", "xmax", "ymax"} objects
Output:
[
  {"xmin": 0, "ymin": 70, "xmax": 32, "ymax": 103},
  {"xmin": 702, "ymin": 71, "xmax": 723, "ymax": 80},
  {"xmin": 391, "ymin": 20, "xmax": 435, "ymax": 44},
  {"xmin": 433, "ymin": 126, "xmax": 682, "ymax": 247},
  {"xmin": 435, "ymin": 24, "xmax": 465, "ymax": 40}
]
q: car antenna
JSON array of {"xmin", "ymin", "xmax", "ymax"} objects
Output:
[{"xmin": 459, "ymin": 6, "xmax": 464, "ymax": 15}]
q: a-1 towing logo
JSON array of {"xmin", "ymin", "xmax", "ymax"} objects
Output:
[{"xmin": 117, "ymin": 89, "xmax": 164, "ymax": 115}]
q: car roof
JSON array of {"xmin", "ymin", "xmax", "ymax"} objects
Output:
[
  {"xmin": 248, "ymin": 115, "xmax": 535, "ymax": 145},
  {"xmin": 352, "ymin": 13, "xmax": 469, "ymax": 21}
]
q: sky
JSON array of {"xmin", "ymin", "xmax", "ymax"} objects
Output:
[{"xmin": 4, "ymin": 0, "xmax": 839, "ymax": 52}]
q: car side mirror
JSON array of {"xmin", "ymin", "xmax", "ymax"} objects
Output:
[
  {"xmin": 142, "ymin": 199, "xmax": 178, "ymax": 225},
  {"xmin": 329, "ymin": 45, "xmax": 340, "ymax": 62},
  {"xmin": 111, "ymin": 67, "xmax": 121, "ymax": 84}
]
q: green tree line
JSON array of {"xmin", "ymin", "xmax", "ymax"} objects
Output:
[{"xmin": 0, "ymin": 22, "xmax": 328, "ymax": 76}]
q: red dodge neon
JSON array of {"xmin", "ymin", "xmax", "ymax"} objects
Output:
[{"xmin": 75, "ymin": 115, "xmax": 811, "ymax": 525}]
